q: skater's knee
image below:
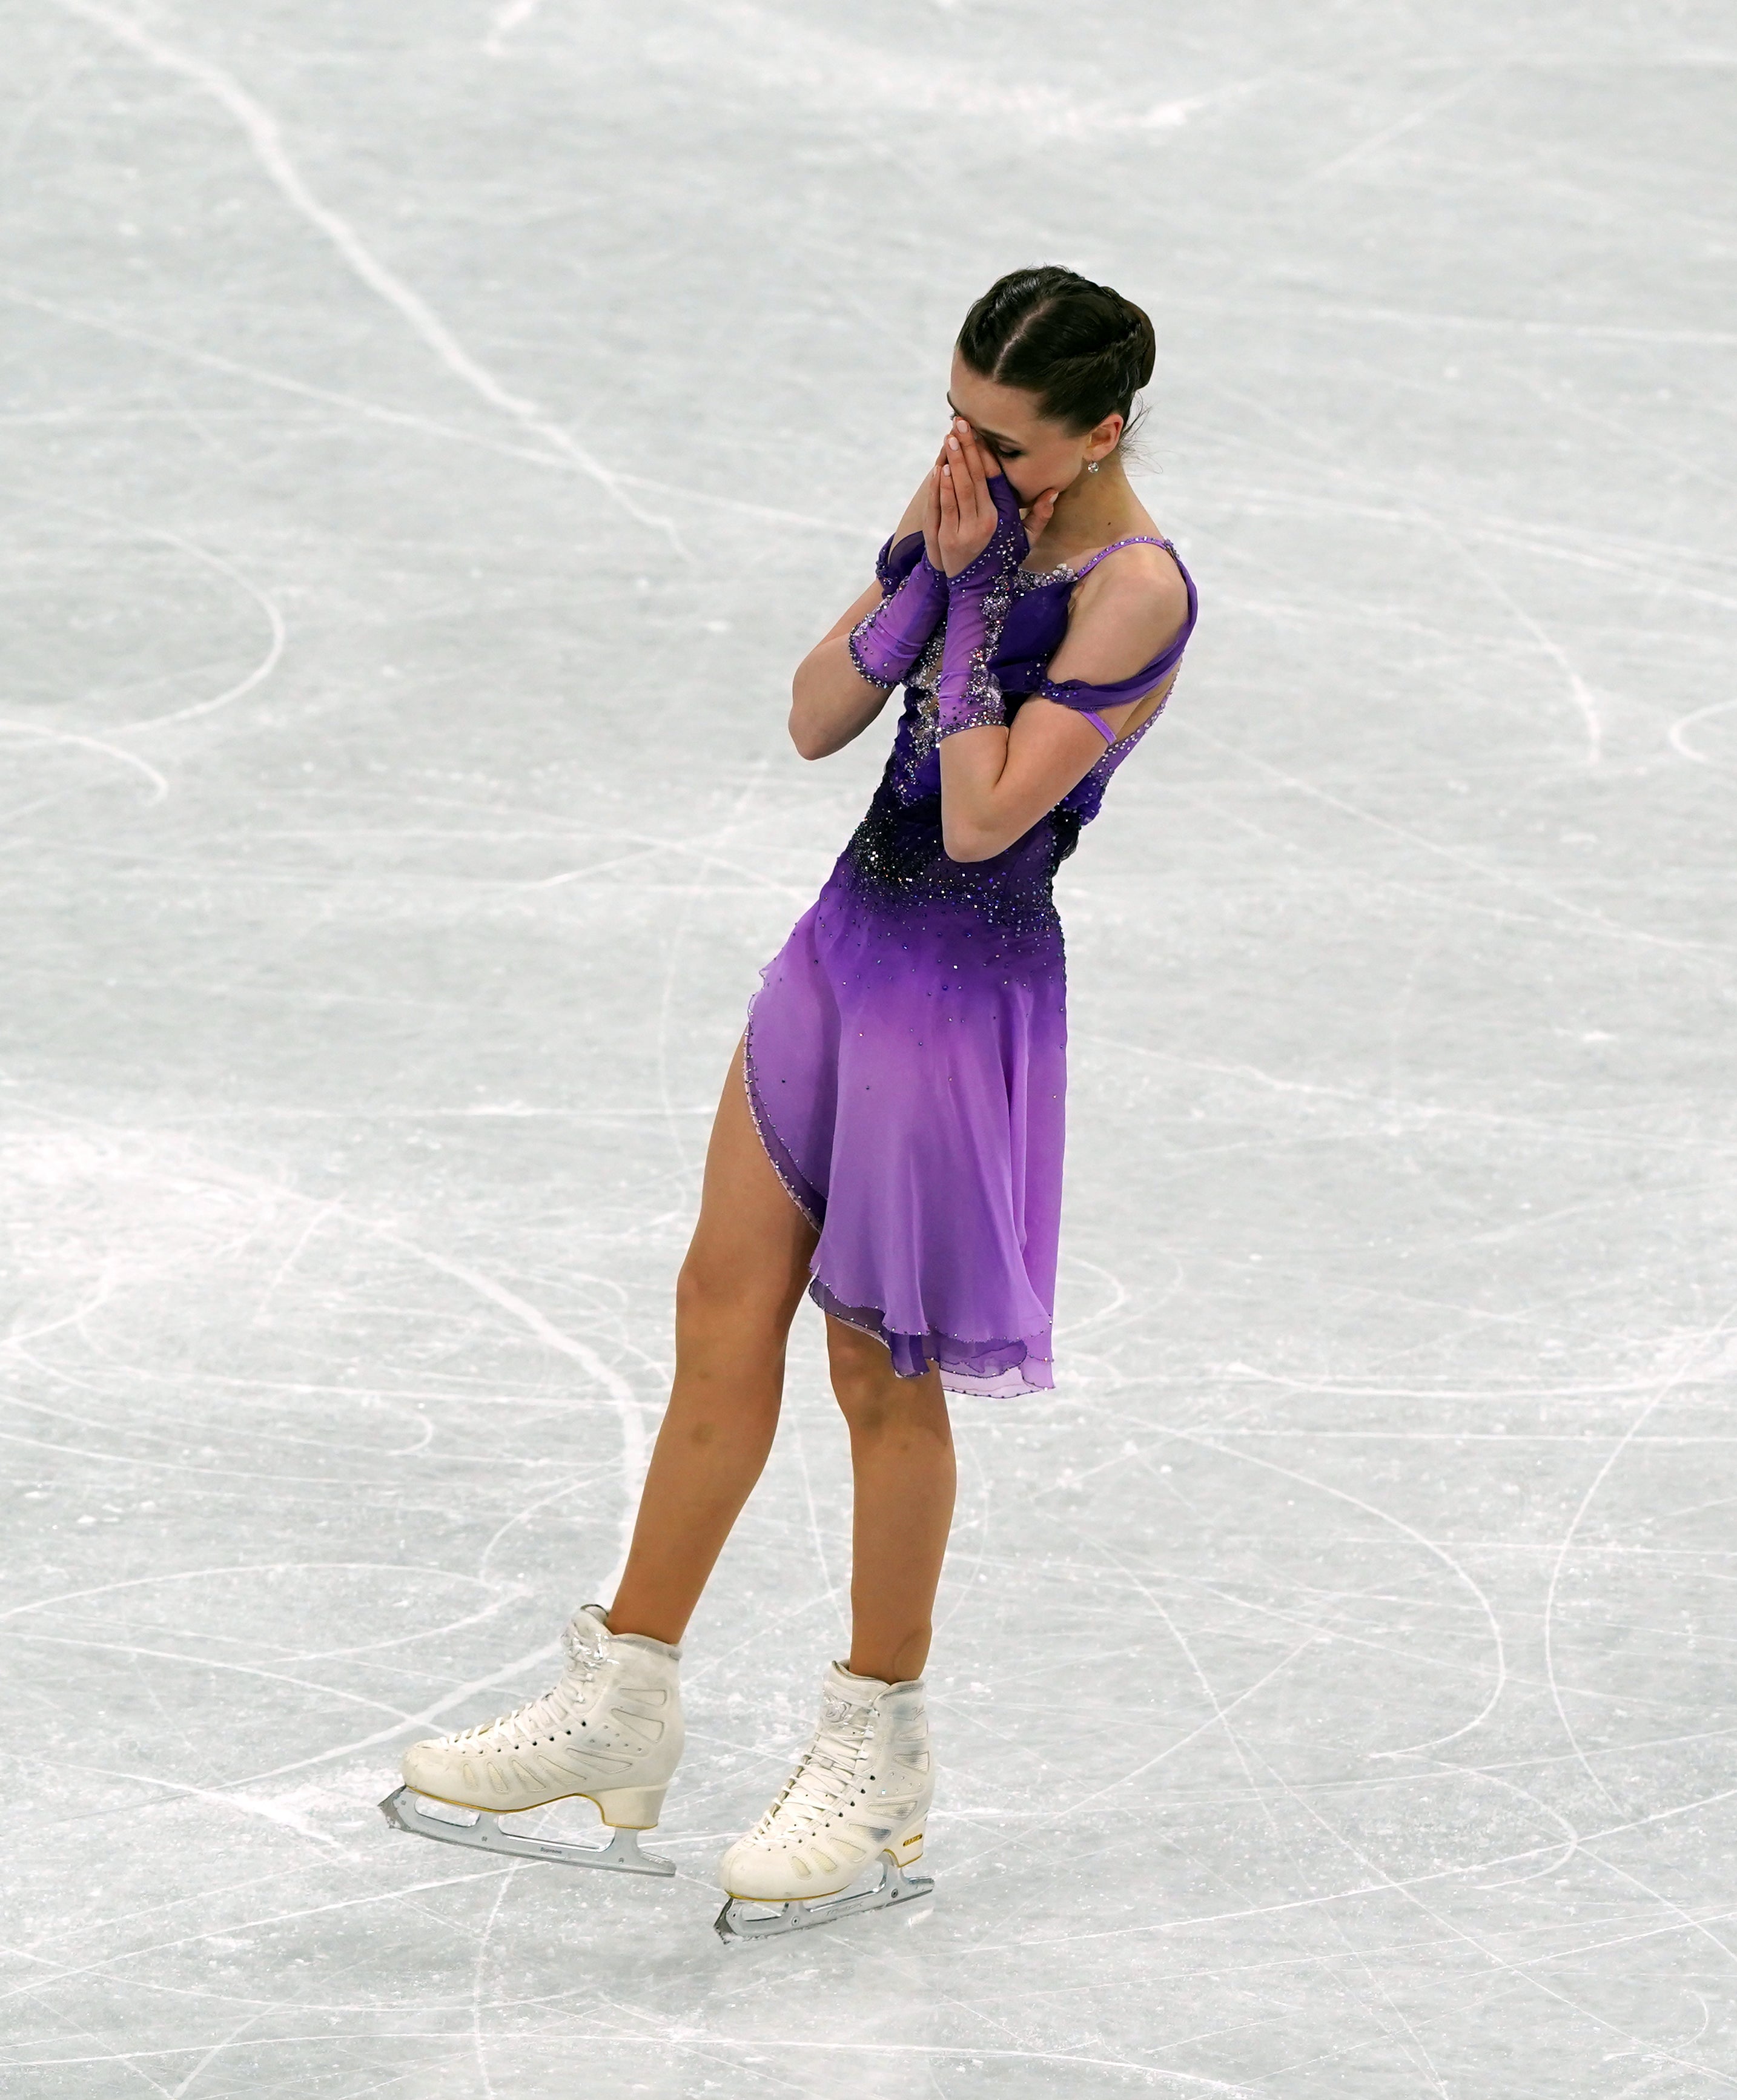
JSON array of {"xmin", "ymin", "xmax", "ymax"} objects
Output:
[
  {"xmin": 676, "ymin": 1244, "xmax": 799, "ymax": 1339},
  {"xmin": 828, "ymin": 1328, "xmax": 949, "ymax": 1444}
]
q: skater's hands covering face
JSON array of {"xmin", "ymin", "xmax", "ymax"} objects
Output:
[{"xmin": 927, "ymin": 420, "xmax": 1059, "ymax": 578}]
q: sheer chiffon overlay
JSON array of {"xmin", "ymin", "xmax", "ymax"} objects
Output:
[{"xmin": 745, "ymin": 530, "xmax": 1197, "ymax": 1398}]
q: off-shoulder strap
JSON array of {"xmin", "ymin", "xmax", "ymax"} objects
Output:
[
  {"xmin": 1029, "ymin": 543, "xmax": 1199, "ymax": 713},
  {"xmin": 1070, "ymin": 533, "xmax": 1173, "ymax": 579}
]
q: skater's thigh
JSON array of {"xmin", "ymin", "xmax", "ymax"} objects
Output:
[{"xmin": 681, "ymin": 1032, "xmax": 818, "ymax": 1318}]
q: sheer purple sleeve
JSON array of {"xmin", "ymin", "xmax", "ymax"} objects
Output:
[
  {"xmin": 875, "ymin": 529, "xmax": 925, "ymax": 595},
  {"xmin": 935, "ymin": 475, "xmax": 1027, "ymax": 738},
  {"xmin": 848, "ymin": 531, "xmax": 949, "ymax": 690}
]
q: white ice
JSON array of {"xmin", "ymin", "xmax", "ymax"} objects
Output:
[{"xmin": 2, "ymin": 4, "xmax": 1735, "ymax": 2096}]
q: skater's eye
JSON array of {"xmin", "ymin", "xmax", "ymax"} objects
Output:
[{"xmin": 945, "ymin": 395, "xmax": 1019, "ymax": 460}]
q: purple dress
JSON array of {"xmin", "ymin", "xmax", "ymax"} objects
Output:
[{"xmin": 744, "ymin": 533, "xmax": 1200, "ymax": 1397}]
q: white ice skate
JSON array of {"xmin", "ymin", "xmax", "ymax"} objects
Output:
[
  {"xmin": 714, "ymin": 1661, "xmax": 935, "ymax": 1941},
  {"xmin": 379, "ymin": 1603, "xmax": 682, "ymax": 1877}
]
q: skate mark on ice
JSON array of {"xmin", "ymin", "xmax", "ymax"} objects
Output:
[
  {"xmin": 1154, "ymin": 1560, "xmax": 1701, "ymax": 1723},
  {"xmin": 0, "ymin": 718, "xmax": 168, "ymax": 804},
  {"xmin": 1426, "ymin": 515, "xmax": 1604, "ymax": 766},
  {"xmin": 1259, "ymin": 1752, "xmax": 1589, "ymax": 2083},
  {"xmin": 50, "ymin": 496, "xmax": 286, "ymax": 735},
  {"xmin": 0, "ymin": 1420, "xmax": 462, "ymax": 1492},
  {"xmin": 1077, "ymin": 1027, "xmax": 1737, "ymax": 1163},
  {"xmin": 1053, "ymin": 1252, "xmax": 1132, "ymax": 1339},
  {"xmin": 2, "ymin": 1631, "xmax": 422, "ymax": 1725},
  {"xmin": 1208, "ymin": 1737, "xmax": 1737, "ymax": 2093},
  {"xmin": 469, "ymin": 1864, "xmax": 517, "ymax": 2100},
  {"xmin": 944, "ymin": 1636, "xmax": 1314, "ymax": 1880},
  {"xmin": 357, "ymin": 1222, "xmax": 648, "ymax": 1587},
  {"xmin": 213, "ymin": 1641, "xmax": 570, "ymax": 1788},
  {"xmin": 1569, "ymin": 1844, "xmax": 1737, "ymax": 1973},
  {"xmin": 0, "ymin": 1565, "xmax": 525, "ymax": 1685},
  {"xmin": 0, "ymin": 1373, "xmax": 463, "ymax": 1471},
  {"xmin": 1190, "ymin": 1433, "xmax": 1506, "ymax": 1754},
  {"xmin": 1131, "ymin": 1582, "xmax": 1458, "ymax": 2099},
  {"xmin": 511, "ymin": 824, "xmax": 810, "ymax": 906},
  {"xmin": 1541, "ymin": 1310, "xmax": 1737, "ymax": 1820},
  {"xmin": 1670, "ymin": 696, "xmax": 1737, "ymax": 771},
  {"xmin": 0, "ymin": 1865, "xmax": 518, "ymax": 2007},
  {"xmin": 1177, "ymin": 721, "xmax": 1711, "ymax": 958},
  {"xmin": 2, "ymin": 282, "xmax": 875, "ymax": 541},
  {"xmin": 52, "ymin": 1, "xmax": 684, "ymax": 551},
  {"xmin": 475, "ymin": 1472, "xmax": 613, "ymax": 1582},
  {"xmin": 250, "ymin": 1198, "xmax": 341, "ymax": 1328},
  {"xmin": 1301, "ymin": 68, "xmax": 1493, "ymax": 184},
  {"xmin": 1066, "ymin": 1424, "xmax": 1509, "ymax": 1755},
  {"xmin": 163, "ymin": 2008, "xmax": 271, "ymax": 2100},
  {"xmin": 964, "ymin": 1778, "xmax": 1737, "ymax": 1963}
]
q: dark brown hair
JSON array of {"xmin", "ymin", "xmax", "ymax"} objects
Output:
[{"xmin": 957, "ymin": 265, "xmax": 1156, "ymax": 438}]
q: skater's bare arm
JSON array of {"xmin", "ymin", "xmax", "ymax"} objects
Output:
[
  {"xmin": 788, "ymin": 581, "xmax": 896, "ymax": 759},
  {"xmin": 938, "ymin": 550, "xmax": 1185, "ymax": 863}
]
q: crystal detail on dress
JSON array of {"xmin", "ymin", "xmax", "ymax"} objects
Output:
[
  {"xmin": 742, "ymin": 1002, "xmax": 825, "ymax": 1229},
  {"xmin": 847, "ymin": 621, "xmax": 896, "ymax": 690},
  {"xmin": 936, "ymin": 558, "xmax": 1013, "ymax": 741}
]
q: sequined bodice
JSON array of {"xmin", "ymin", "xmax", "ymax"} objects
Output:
[
  {"xmin": 835, "ymin": 541, "xmax": 1197, "ymax": 931},
  {"xmin": 894, "ymin": 561, "xmax": 1182, "ymax": 819}
]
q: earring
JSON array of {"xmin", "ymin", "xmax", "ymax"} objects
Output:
[{"xmin": 1085, "ymin": 458, "xmax": 1100, "ymax": 475}]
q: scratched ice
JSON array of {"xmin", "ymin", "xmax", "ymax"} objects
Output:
[{"xmin": 2, "ymin": 3, "xmax": 1735, "ymax": 2095}]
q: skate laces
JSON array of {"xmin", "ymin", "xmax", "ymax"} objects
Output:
[
  {"xmin": 446, "ymin": 1616, "xmax": 607, "ymax": 1749},
  {"xmin": 757, "ymin": 1695, "xmax": 875, "ymax": 1835}
]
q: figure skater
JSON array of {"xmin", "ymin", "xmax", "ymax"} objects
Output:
[{"xmin": 380, "ymin": 265, "xmax": 1200, "ymax": 1937}]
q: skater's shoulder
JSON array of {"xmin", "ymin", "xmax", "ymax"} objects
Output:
[{"xmin": 1049, "ymin": 538, "xmax": 1191, "ymax": 690}]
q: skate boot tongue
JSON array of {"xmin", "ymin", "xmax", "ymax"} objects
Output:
[
  {"xmin": 566, "ymin": 1602, "xmax": 683, "ymax": 1665},
  {"xmin": 821, "ymin": 1661, "xmax": 881, "ymax": 1712},
  {"xmin": 822, "ymin": 1660, "xmax": 924, "ymax": 1706},
  {"xmin": 561, "ymin": 1604, "xmax": 611, "ymax": 1671}
]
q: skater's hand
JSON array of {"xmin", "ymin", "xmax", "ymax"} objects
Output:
[
  {"xmin": 1017, "ymin": 482, "xmax": 1060, "ymax": 561},
  {"xmin": 919, "ymin": 430, "xmax": 950, "ymax": 573},
  {"xmin": 933, "ymin": 420, "xmax": 1003, "ymax": 576},
  {"xmin": 931, "ymin": 420, "xmax": 1059, "ymax": 579}
]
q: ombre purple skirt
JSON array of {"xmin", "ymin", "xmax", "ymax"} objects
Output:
[{"xmin": 744, "ymin": 684, "xmax": 1080, "ymax": 1397}]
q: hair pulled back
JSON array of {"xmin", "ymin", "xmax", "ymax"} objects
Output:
[{"xmin": 957, "ymin": 265, "xmax": 1156, "ymax": 439}]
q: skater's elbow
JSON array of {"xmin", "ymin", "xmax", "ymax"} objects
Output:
[
  {"xmin": 789, "ymin": 698, "xmax": 858, "ymax": 761},
  {"xmin": 941, "ymin": 816, "xmax": 1005, "ymax": 863},
  {"xmin": 789, "ymin": 656, "xmax": 891, "ymax": 759},
  {"xmin": 787, "ymin": 704, "xmax": 832, "ymax": 761}
]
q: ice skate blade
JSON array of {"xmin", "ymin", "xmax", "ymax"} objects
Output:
[
  {"xmin": 713, "ymin": 1852, "xmax": 934, "ymax": 1943},
  {"xmin": 378, "ymin": 1786, "xmax": 676, "ymax": 1877}
]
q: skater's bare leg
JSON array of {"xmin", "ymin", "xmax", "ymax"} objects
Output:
[
  {"xmin": 609, "ymin": 1034, "xmax": 818, "ymax": 1646},
  {"xmin": 826, "ymin": 1318, "xmax": 956, "ymax": 1685}
]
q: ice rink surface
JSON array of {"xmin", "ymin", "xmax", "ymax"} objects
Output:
[{"xmin": 3, "ymin": 1, "xmax": 1735, "ymax": 2093}]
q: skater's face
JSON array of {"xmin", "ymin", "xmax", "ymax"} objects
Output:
[{"xmin": 946, "ymin": 349, "xmax": 1124, "ymax": 503}]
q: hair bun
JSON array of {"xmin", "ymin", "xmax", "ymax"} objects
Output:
[
  {"xmin": 1113, "ymin": 294, "xmax": 1157, "ymax": 391},
  {"xmin": 957, "ymin": 265, "xmax": 1156, "ymax": 438}
]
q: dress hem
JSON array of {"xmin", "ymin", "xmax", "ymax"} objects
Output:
[
  {"xmin": 807, "ymin": 1278, "xmax": 1055, "ymax": 1399},
  {"xmin": 742, "ymin": 986, "xmax": 1055, "ymax": 1402}
]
